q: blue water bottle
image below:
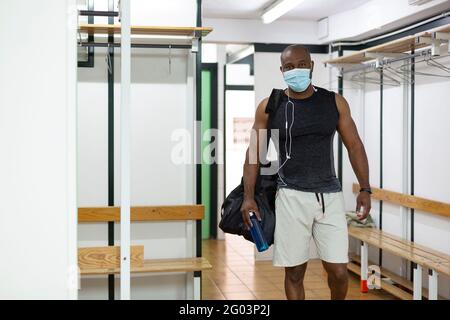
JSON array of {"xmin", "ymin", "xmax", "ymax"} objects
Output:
[{"xmin": 249, "ymin": 212, "xmax": 269, "ymax": 252}]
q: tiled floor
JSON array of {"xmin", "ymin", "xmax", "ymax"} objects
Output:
[{"xmin": 202, "ymin": 234, "xmax": 396, "ymax": 300}]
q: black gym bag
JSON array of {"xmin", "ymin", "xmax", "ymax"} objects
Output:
[{"xmin": 219, "ymin": 89, "xmax": 283, "ymax": 246}]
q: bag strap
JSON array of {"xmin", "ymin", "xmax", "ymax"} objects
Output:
[
  {"xmin": 265, "ymin": 88, "xmax": 283, "ymax": 145},
  {"xmin": 259, "ymin": 89, "xmax": 283, "ymax": 170},
  {"xmin": 265, "ymin": 88, "xmax": 284, "ymax": 116}
]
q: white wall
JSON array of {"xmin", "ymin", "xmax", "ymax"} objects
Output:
[
  {"xmin": 341, "ymin": 56, "xmax": 450, "ymax": 299},
  {"xmin": 224, "ymin": 62, "xmax": 255, "ymax": 209},
  {"xmin": 89, "ymin": 0, "xmax": 196, "ymax": 26},
  {"xmin": 225, "ymin": 89, "xmax": 255, "ymax": 196},
  {"xmin": 414, "ymin": 59, "xmax": 450, "ymax": 297},
  {"xmin": 321, "ymin": 0, "xmax": 450, "ymax": 42},
  {"xmin": 204, "ymin": 18, "xmax": 318, "ymax": 44},
  {"xmin": 203, "ymin": 1, "xmax": 450, "ymax": 45},
  {"xmin": 0, "ymin": 0, "xmax": 78, "ymax": 299},
  {"xmin": 77, "ymin": 0, "xmax": 198, "ymax": 299}
]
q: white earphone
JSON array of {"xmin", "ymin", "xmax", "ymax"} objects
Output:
[{"xmin": 277, "ymin": 93, "xmax": 294, "ymax": 186}]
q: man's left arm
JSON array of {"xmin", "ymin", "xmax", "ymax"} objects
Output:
[{"xmin": 335, "ymin": 93, "xmax": 371, "ymax": 219}]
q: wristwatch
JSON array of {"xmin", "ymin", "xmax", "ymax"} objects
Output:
[{"xmin": 360, "ymin": 187, "xmax": 372, "ymax": 194}]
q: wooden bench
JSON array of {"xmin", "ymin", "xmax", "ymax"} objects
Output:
[
  {"xmin": 78, "ymin": 246, "xmax": 212, "ymax": 276},
  {"xmin": 349, "ymin": 184, "xmax": 450, "ymax": 300},
  {"xmin": 78, "ymin": 205, "xmax": 211, "ymax": 299}
]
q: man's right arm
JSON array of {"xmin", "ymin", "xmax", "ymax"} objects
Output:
[{"xmin": 240, "ymin": 98, "xmax": 269, "ymax": 229}]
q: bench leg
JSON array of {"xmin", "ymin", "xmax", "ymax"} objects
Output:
[
  {"xmin": 194, "ymin": 275, "xmax": 201, "ymax": 300},
  {"xmin": 413, "ymin": 264, "xmax": 423, "ymax": 300},
  {"xmin": 360, "ymin": 241, "xmax": 369, "ymax": 293},
  {"xmin": 428, "ymin": 269, "xmax": 438, "ymax": 300}
]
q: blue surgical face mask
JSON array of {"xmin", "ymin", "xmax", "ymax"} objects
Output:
[{"xmin": 283, "ymin": 68, "xmax": 311, "ymax": 92}]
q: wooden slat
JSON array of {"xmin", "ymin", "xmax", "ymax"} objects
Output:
[
  {"xmin": 78, "ymin": 205, "xmax": 204, "ymax": 222},
  {"xmin": 80, "ymin": 257, "xmax": 212, "ymax": 275},
  {"xmin": 348, "ymin": 262, "xmax": 412, "ymax": 300},
  {"xmin": 349, "ymin": 226, "xmax": 449, "ymax": 263},
  {"xmin": 354, "ymin": 226, "xmax": 450, "ymax": 262},
  {"xmin": 325, "ymin": 52, "xmax": 369, "ymax": 65},
  {"xmin": 79, "ymin": 24, "xmax": 213, "ymax": 37},
  {"xmin": 78, "ymin": 246, "xmax": 144, "ymax": 270},
  {"xmin": 348, "ymin": 227, "xmax": 450, "ymax": 275},
  {"xmin": 325, "ymin": 23, "xmax": 450, "ymax": 65},
  {"xmin": 347, "ymin": 260, "xmax": 360, "ymax": 275},
  {"xmin": 132, "ymin": 257, "xmax": 212, "ymax": 274},
  {"xmin": 349, "ymin": 227, "xmax": 448, "ymax": 264},
  {"xmin": 352, "ymin": 183, "xmax": 450, "ymax": 219},
  {"xmin": 325, "ymin": 36, "xmax": 421, "ymax": 65}
]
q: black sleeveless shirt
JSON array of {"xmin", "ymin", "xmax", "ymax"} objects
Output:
[{"xmin": 266, "ymin": 86, "xmax": 342, "ymax": 193}]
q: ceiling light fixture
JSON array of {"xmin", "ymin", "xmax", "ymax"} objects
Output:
[{"xmin": 261, "ymin": 0, "xmax": 306, "ymax": 24}]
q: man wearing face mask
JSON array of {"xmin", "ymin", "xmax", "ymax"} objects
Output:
[{"xmin": 240, "ymin": 45, "xmax": 371, "ymax": 300}]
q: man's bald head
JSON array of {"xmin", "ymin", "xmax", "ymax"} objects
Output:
[{"xmin": 280, "ymin": 45, "xmax": 313, "ymax": 72}]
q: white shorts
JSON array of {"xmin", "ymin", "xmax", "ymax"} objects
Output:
[{"xmin": 273, "ymin": 188, "xmax": 349, "ymax": 267}]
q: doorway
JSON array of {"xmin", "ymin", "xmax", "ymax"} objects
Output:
[{"xmin": 201, "ymin": 63, "xmax": 218, "ymax": 239}]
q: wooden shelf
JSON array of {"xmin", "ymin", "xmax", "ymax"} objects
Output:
[
  {"xmin": 325, "ymin": 23, "xmax": 450, "ymax": 66},
  {"xmin": 78, "ymin": 245, "xmax": 212, "ymax": 275},
  {"xmin": 79, "ymin": 23, "xmax": 212, "ymax": 37},
  {"xmin": 80, "ymin": 257, "xmax": 212, "ymax": 275}
]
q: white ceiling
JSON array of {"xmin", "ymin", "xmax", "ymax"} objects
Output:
[{"xmin": 203, "ymin": 0, "xmax": 372, "ymax": 21}]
